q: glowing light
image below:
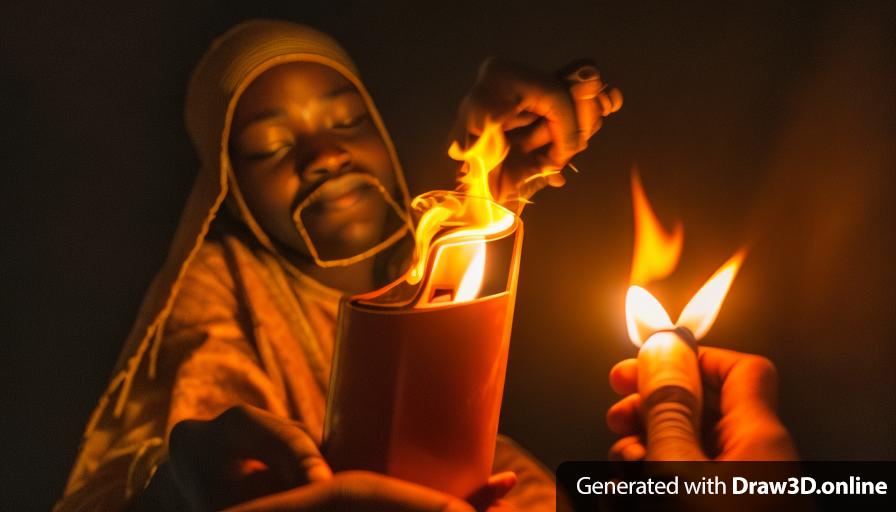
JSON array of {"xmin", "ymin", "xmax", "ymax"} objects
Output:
[
  {"xmin": 676, "ymin": 251, "xmax": 745, "ymax": 340},
  {"xmin": 455, "ymin": 242, "xmax": 486, "ymax": 302},
  {"xmin": 624, "ymin": 169, "xmax": 745, "ymax": 345},
  {"xmin": 630, "ymin": 169, "xmax": 683, "ymax": 286},
  {"xmin": 409, "ymin": 120, "xmax": 516, "ymax": 307},
  {"xmin": 626, "ymin": 285, "xmax": 674, "ymax": 346}
]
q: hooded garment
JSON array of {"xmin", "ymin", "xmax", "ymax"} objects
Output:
[{"xmin": 55, "ymin": 20, "xmax": 555, "ymax": 511}]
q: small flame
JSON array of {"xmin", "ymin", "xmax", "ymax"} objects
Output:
[
  {"xmin": 625, "ymin": 285, "xmax": 674, "ymax": 346},
  {"xmin": 625, "ymin": 169, "xmax": 745, "ymax": 346},
  {"xmin": 625, "ymin": 252, "xmax": 744, "ymax": 346},
  {"xmin": 676, "ymin": 251, "xmax": 745, "ymax": 340},
  {"xmin": 418, "ymin": 240, "xmax": 487, "ymax": 306},
  {"xmin": 408, "ymin": 120, "xmax": 515, "ymax": 306},
  {"xmin": 630, "ymin": 169, "xmax": 683, "ymax": 286}
]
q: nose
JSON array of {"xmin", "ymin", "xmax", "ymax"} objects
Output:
[{"xmin": 301, "ymin": 147, "xmax": 352, "ymax": 182}]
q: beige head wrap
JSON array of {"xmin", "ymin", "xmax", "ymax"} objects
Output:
[{"xmin": 86, "ymin": 19, "xmax": 412, "ymax": 433}]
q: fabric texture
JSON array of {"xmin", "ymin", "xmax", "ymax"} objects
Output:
[{"xmin": 55, "ymin": 19, "xmax": 555, "ymax": 511}]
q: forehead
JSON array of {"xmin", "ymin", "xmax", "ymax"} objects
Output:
[{"xmin": 233, "ymin": 61, "xmax": 356, "ymax": 122}]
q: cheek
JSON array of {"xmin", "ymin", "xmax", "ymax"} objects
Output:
[
  {"xmin": 352, "ymin": 136, "xmax": 396, "ymax": 190},
  {"xmin": 237, "ymin": 163, "xmax": 302, "ymax": 235}
]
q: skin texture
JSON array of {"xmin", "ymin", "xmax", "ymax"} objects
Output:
[
  {"xmin": 229, "ymin": 62, "xmax": 397, "ymax": 293},
  {"xmin": 607, "ymin": 346, "xmax": 799, "ymax": 461}
]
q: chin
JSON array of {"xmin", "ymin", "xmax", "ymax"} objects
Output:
[
  {"xmin": 338, "ymin": 220, "xmax": 382, "ymax": 252},
  {"xmin": 300, "ymin": 220, "xmax": 381, "ymax": 262}
]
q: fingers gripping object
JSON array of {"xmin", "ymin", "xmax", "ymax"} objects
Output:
[
  {"xmin": 556, "ymin": 59, "xmax": 622, "ymax": 176},
  {"xmin": 637, "ymin": 328, "xmax": 707, "ymax": 461},
  {"xmin": 624, "ymin": 171, "xmax": 745, "ymax": 461},
  {"xmin": 558, "ymin": 59, "xmax": 623, "ymax": 118}
]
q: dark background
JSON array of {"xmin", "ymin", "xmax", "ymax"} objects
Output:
[{"xmin": 2, "ymin": 1, "xmax": 894, "ymax": 509}]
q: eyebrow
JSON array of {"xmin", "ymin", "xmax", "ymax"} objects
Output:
[
  {"xmin": 234, "ymin": 86, "xmax": 361, "ymax": 136},
  {"xmin": 323, "ymin": 84, "xmax": 359, "ymax": 99},
  {"xmin": 236, "ymin": 108, "xmax": 288, "ymax": 134}
]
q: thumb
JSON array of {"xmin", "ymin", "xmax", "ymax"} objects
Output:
[{"xmin": 467, "ymin": 471, "xmax": 517, "ymax": 510}]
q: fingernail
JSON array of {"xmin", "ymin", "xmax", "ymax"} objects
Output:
[{"xmin": 576, "ymin": 65, "xmax": 599, "ymax": 81}]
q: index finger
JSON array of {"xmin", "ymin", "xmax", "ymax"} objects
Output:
[
  {"xmin": 171, "ymin": 405, "xmax": 331, "ymax": 487},
  {"xmin": 609, "ymin": 358, "xmax": 638, "ymax": 396},
  {"xmin": 237, "ymin": 407, "xmax": 334, "ymax": 482}
]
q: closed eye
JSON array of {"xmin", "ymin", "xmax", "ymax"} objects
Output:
[
  {"xmin": 333, "ymin": 113, "xmax": 369, "ymax": 130},
  {"xmin": 243, "ymin": 143, "xmax": 293, "ymax": 161}
]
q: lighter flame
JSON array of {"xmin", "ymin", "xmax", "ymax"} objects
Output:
[
  {"xmin": 408, "ymin": 120, "xmax": 515, "ymax": 306},
  {"xmin": 630, "ymin": 170, "xmax": 683, "ymax": 286},
  {"xmin": 625, "ymin": 251, "xmax": 745, "ymax": 346},
  {"xmin": 625, "ymin": 169, "xmax": 745, "ymax": 346},
  {"xmin": 676, "ymin": 251, "xmax": 745, "ymax": 340},
  {"xmin": 625, "ymin": 285, "xmax": 675, "ymax": 346}
]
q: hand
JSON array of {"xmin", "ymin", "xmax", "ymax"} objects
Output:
[
  {"xmin": 452, "ymin": 58, "xmax": 622, "ymax": 210},
  {"xmin": 606, "ymin": 346, "xmax": 798, "ymax": 461},
  {"xmin": 223, "ymin": 471, "xmax": 518, "ymax": 512},
  {"xmin": 167, "ymin": 404, "xmax": 517, "ymax": 511},
  {"xmin": 167, "ymin": 405, "xmax": 332, "ymax": 511}
]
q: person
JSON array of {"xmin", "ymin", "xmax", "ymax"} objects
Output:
[
  {"xmin": 606, "ymin": 346, "xmax": 799, "ymax": 461},
  {"xmin": 55, "ymin": 20, "xmax": 621, "ymax": 511}
]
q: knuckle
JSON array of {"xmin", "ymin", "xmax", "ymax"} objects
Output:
[
  {"xmin": 219, "ymin": 404, "xmax": 251, "ymax": 425},
  {"xmin": 168, "ymin": 421, "xmax": 189, "ymax": 445},
  {"xmin": 168, "ymin": 419, "xmax": 202, "ymax": 454},
  {"xmin": 746, "ymin": 355, "xmax": 778, "ymax": 378},
  {"xmin": 742, "ymin": 355, "xmax": 780, "ymax": 391}
]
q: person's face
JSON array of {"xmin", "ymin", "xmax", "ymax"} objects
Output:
[{"xmin": 229, "ymin": 62, "xmax": 397, "ymax": 262}]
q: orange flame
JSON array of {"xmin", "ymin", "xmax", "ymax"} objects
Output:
[
  {"xmin": 625, "ymin": 252, "xmax": 744, "ymax": 346},
  {"xmin": 630, "ymin": 169, "xmax": 683, "ymax": 286},
  {"xmin": 409, "ymin": 120, "xmax": 515, "ymax": 306},
  {"xmin": 675, "ymin": 251, "xmax": 745, "ymax": 340},
  {"xmin": 418, "ymin": 240, "xmax": 487, "ymax": 305},
  {"xmin": 625, "ymin": 169, "xmax": 744, "ymax": 346}
]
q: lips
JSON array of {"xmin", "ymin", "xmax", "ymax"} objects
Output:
[{"xmin": 304, "ymin": 173, "xmax": 373, "ymax": 213}]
